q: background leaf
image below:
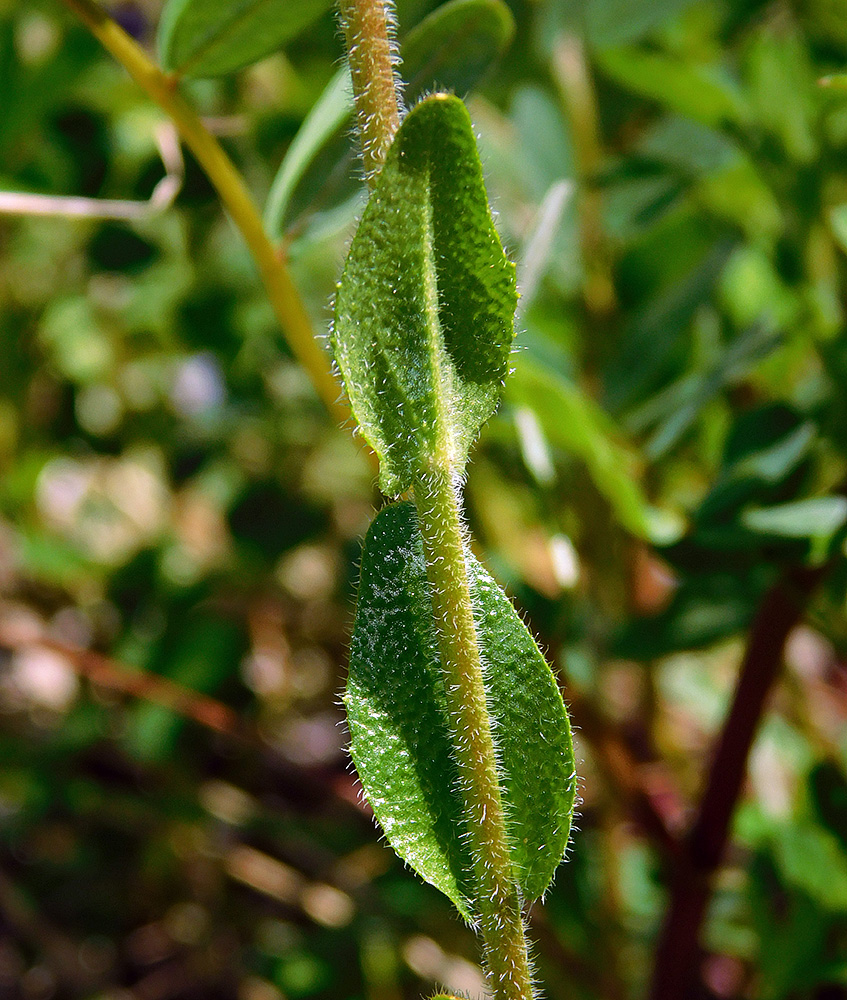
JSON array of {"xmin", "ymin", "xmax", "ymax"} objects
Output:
[
  {"xmin": 741, "ymin": 496, "xmax": 847, "ymax": 539},
  {"xmin": 597, "ymin": 48, "xmax": 747, "ymax": 127},
  {"xmin": 158, "ymin": 0, "xmax": 333, "ymax": 78},
  {"xmin": 263, "ymin": 67, "xmax": 355, "ymax": 240},
  {"xmin": 346, "ymin": 502, "xmax": 575, "ymax": 915},
  {"xmin": 264, "ymin": 0, "xmax": 515, "ymax": 239},
  {"xmin": 332, "ymin": 94, "xmax": 516, "ymax": 494},
  {"xmin": 508, "ymin": 358, "xmax": 681, "ymax": 543},
  {"xmin": 402, "ymin": 0, "xmax": 515, "ymax": 97}
]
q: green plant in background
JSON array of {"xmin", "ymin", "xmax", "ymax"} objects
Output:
[
  {"xmin": 59, "ymin": 0, "xmax": 576, "ymax": 997},
  {"xmin": 9, "ymin": 0, "xmax": 847, "ymax": 998}
]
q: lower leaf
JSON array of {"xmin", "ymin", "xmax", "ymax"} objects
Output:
[{"xmin": 345, "ymin": 502, "xmax": 576, "ymax": 918}]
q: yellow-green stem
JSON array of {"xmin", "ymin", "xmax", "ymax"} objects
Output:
[
  {"xmin": 338, "ymin": 0, "xmax": 401, "ymax": 185},
  {"xmin": 414, "ymin": 466, "xmax": 534, "ymax": 1000},
  {"xmin": 337, "ymin": 2, "xmax": 532, "ymax": 989},
  {"xmin": 552, "ymin": 34, "xmax": 616, "ymax": 322},
  {"xmin": 60, "ymin": 0, "xmax": 346, "ymax": 427}
]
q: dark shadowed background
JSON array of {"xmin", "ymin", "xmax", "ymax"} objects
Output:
[{"xmin": 1, "ymin": 0, "xmax": 847, "ymax": 998}]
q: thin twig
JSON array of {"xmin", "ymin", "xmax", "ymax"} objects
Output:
[
  {"xmin": 0, "ymin": 612, "xmax": 246, "ymax": 738},
  {"xmin": 42, "ymin": 637, "xmax": 247, "ymax": 739},
  {"xmin": 0, "ymin": 609, "xmax": 372, "ymax": 821},
  {"xmin": 0, "ymin": 123, "xmax": 183, "ymax": 221},
  {"xmin": 59, "ymin": 0, "xmax": 349, "ymax": 431},
  {"xmin": 648, "ymin": 562, "xmax": 829, "ymax": 1000}
]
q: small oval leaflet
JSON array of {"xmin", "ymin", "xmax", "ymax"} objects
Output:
[
  {"xmin": 158, "ymin": 0, "xmax": 334, "ymax": 79},
  {"xmin": 345, "ymin": 502, "xmax": 576, "ymax": 918}
]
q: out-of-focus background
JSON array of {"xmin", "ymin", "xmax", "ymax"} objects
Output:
[{"xmin": 1, "ymin": 1, "xmax": 847, "ymax": 998}]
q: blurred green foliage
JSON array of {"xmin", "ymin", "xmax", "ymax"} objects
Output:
[{"xmin": 1, "ymin": 0, "xmax": 847, "ymax": 999}]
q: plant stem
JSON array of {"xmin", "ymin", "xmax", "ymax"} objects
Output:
[
  {"xmin": 59, "ymin": 0, "xmax": 346, "ymax": 428},
  {"xmin": 648, "ymin": 562, "xmax": 828, "ymax": 1000},
  {"xmin": 551, "ymin": 34, "xmax": 615, "ymax": 324},
  {"xmin": 337, "ymin": 3, "xmax": 531, "ymax": 990},
  {"xmin": 338, "ymin": 0, "xmax": 401, "ymax": 184},
  {"xmin": 414, "ymin": 466, "xmax": 534, "ymax": 1000}
]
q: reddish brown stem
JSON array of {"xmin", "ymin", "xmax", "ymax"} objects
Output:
[
  {"xmin": 648, "ymin": 562, "xmax": 828, "ymax": 1000},
  {"xmin": 32, "ymin": 636, "xmax": 246, "ymax": 739}
]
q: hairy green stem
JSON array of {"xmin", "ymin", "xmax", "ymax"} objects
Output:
[
  {"xmin": 337, "ymin": 0, "xmax": 401, "ymax": 184},
  {"xmin": 414, "ymin": 466, "xmax": 535, "ymax": 1000},
  {"xmin": 336, "ymin": 2, "xmax": 532, "ymax": 990}
]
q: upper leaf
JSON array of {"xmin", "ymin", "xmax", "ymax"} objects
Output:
[
  {"xmin": 346, "ymin": 502, "xmax": 576, "ymax": 916},
  {"xmin": 158, "ymin": 0, "xmax": 333, "ymax": 79},
  {"xmin": 332, "ymin": 95, "xmax": 517, "ymax": 494}
]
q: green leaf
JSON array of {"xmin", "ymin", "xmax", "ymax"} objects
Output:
[
  {"xmin": 346, "ymin": 502, "xmax": 575, "ymax": 916},
  {"xmin": 158, "ymin": 0, "xmax": 333, "ymax": 79},
  {"xmin": 772, "ymin": 822, "xmax": 847, "ymax": 911},
  {"xmin": 582, "ymin": 0, "xmax": 704, "ymax": 48},
  {"xmin": 810, "ymin": 762, "xmax": 847, "ymax": 852},
  {"xmin": 605, "ymin": 237, "xmax": 735, "ymax": 412},
  {"xmin": 740, "ymin": 496, "xmax": 847, "ymax": 539},
  {"xmin": 507, "ymin": 358, "xmax": 682, "ymax": 543},
  {"xmin": 537, "ymin": 0, "xmax": 702, "ymax": 51},
  {"xmin": 402, "ymin": 0, "xmax": 515, "ymax": 98},
  {"xmin": 829, "ymin": 204, "xmax": 847, "ymax": 255},
  {"xmin": 597, "ymin": 48, "xmax": 746, "ymax": 127},
  {"xmin": 264, "ymin": 66, "xmax": 354, "ymax": 240},
  {"xmin": 613, "ymin": 575, "xmax": 761, "ymax": 658},
  {"xmin": 332, "ymin": 95, "xmax": 517, "ymax": 494},
  {"xmin": 729, "ymin": 421, "xmax": 816, "ymax": 484},
  {"xmin": 747, "ymin": 27, "xmax": 817, "ymax": 165},
  {"xmin": 641, "ymin": 323, "xmax": 782, "ymax": 460},
  {"xmin": 264, "ymin": 0, "xmax": 515, "ymax": 238}
]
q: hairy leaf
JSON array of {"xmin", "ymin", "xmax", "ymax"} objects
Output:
[
  {"xmin": 158, "ymin": 0, "xmax": 333, "ymax": 78},
  {"xmin": 265, "ymin": 0, "xmax": 515, "ymax": 238},
  {"xmin": 346, "ymin": 502, "xmax": 576, "ymax": 916},
  {"xmin": 333, "ymin": 95, "xmax": 516, "ymax": 493}
]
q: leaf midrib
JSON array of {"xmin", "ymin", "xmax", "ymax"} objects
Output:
[{"xmin": 420, "ymin": 158, "xmax": 453, "ymax": 472}]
